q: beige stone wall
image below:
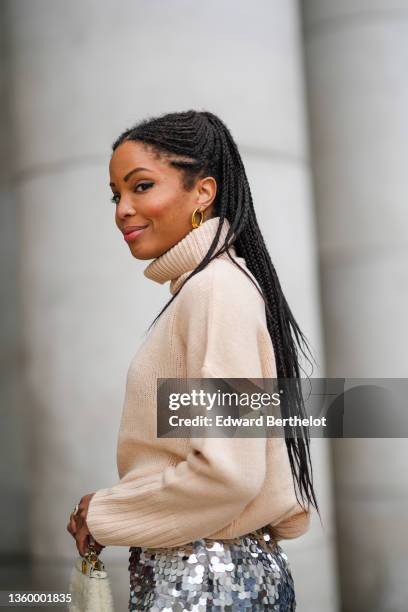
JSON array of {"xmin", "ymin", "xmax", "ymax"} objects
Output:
[{"xmin": 302, "ymin": 1, "xmax": 408, "ymax": 610}]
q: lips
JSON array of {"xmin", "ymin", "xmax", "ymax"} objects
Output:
[
  {"xmin": 122, "ymin": 225, "xmax": 148, "ymax": 235},
  {"xmin": 122, "ymin": 225, "xmax": 149, "ymax": 243}
]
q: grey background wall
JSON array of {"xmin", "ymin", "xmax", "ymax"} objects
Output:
[
  {"xmin": 0, "ymin": 0, "xmax": 31, "ymax": 585},
  {"xmin": 1, "ymin": 1, "xmax": 406, "ymax": 611},
  {"xmin": 301, "ymin": 2, "xmax": 408, "ymax": 611}
]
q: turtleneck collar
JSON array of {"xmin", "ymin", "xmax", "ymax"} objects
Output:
[{"xmin": 143, "ymin": 216, "xmax": 239, "ymax": 295}]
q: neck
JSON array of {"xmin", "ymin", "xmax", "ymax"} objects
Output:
[{"xmin": 143, "ymin": 216, "xmax": 238, "ymax": 294}]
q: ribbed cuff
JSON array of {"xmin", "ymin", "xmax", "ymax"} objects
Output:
[{"xmin": 86, "ymin": 471, "xmax": 183, "ymax": 548}]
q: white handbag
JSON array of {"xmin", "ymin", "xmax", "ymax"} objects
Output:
[{"xmin": 68, "ymin": 538, "xmax": 115, "ymax": 612}]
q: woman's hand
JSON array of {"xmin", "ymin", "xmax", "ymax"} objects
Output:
[{"xmin": 66, "ymin": 493, "xmax": 105, "ymax": 557}]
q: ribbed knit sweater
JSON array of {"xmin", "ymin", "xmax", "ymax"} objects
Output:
[{"xmin": 86, "ymin": 216, "xmax": 311, "ymax": 548}]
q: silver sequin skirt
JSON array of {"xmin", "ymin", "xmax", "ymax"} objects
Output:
[{"xmin": 128, "ymin": 527, "xmax": 296, "ymax": 611}]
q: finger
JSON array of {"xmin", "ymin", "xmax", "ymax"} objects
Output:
[
  {"xmin": 77, "ymin": 532, "xmax": 90, "ymax": 557},
  {"xmin": 67, "ymin": 521, "xmax": 74, "ymax": 536},
  {"xmin": 67, "ymin": 517, "xmax": 77, "ymax": 536},
  {"xmin": 75, "ymin": 514, "xmax": 84, "ymax": 529},
  {"xmin": 76, "ymin": 538, "xmax": 84, "ymax": 557}
]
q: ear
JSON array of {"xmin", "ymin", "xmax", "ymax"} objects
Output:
[{"xmin": 196, "ymin": 176, "xmax": 217, "ymax": 211}]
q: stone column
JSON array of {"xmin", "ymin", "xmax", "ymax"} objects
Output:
[
  {"xmin": 301, "ymin": 1, "xmax": 408, "ymax": 610},
  {"xmin": 0, "ymin": 1, "xmax": 30, "ymax": 586},
  {"xmin": 6, "ymin": 1, "xmax": 338, "ymax": 608}
]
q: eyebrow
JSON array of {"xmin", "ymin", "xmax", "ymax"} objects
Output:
[{"xmin": 109, "ymin": 166, "xmax": 152, "ymax": 187}]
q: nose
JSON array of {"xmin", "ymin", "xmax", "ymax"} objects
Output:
[{"xmin": 116, "ymin": 195, "xmax": 137, "ymax": 219}]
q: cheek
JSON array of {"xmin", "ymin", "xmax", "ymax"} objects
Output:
[
  {"xmin": 145, "ymin": 188, "xmax": 188, "ymax": 220},
  {"xmin": 146, "ymin": 199, "xmax": 170, "ymax": 217}
]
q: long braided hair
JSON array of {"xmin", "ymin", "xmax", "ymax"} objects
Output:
[{"xmin": 112, "ymin": 109, "xmax": 321, "ymax": 518}]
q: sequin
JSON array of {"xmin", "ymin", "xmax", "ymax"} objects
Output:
[{"xmin": 128, "ymin": 527, "xmax": 296, "ymax": 610}]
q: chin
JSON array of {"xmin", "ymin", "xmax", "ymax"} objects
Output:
[{"xmin": 128, "ymin": 244, "xmax": 156, "ymax": 261}]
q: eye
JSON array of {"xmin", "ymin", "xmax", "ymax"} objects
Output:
[
  {"xmin": 134, "ymin": 181, "xmax": 154, "ymax": 193},
  {"xmin": 110, "ymin": 182, "xmax": 154, "ymax": 205}
]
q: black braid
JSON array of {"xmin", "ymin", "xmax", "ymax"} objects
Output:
[{"xmin": 112, "ymin": 109, "xmax": 321, "ymax": 520}]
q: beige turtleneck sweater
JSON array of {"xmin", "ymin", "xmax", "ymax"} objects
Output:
[{"xmin": 86, "ymin": 216, "xmax": 311, "ymax": 548}]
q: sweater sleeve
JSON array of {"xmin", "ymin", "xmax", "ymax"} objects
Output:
[{"xmin": 86, "ymin": 264, "xmax": 269, "ymax": 548}]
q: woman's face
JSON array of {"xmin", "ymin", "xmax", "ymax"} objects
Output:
[{"xmin": 109, "ymin": 140, "xmax": 216, "ymax": 260}]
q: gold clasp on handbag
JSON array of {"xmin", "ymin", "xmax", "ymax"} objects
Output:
[{"xmin": 83, "ymin": 545, "xmax": 105, "ymax": 574}]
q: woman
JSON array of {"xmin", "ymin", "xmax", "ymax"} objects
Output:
[{"xmin": 67, "ymin": 110, "xmax": 320, "ymax": 611}]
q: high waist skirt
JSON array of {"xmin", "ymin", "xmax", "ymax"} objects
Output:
[{"xmin": 128, "ymin": 527, "xmax": 296, "ymax": 611}]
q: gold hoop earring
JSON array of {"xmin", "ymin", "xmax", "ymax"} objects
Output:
[{"xmin": 191, "ymin": 208, "xmax": 204, "ymax": 229}]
